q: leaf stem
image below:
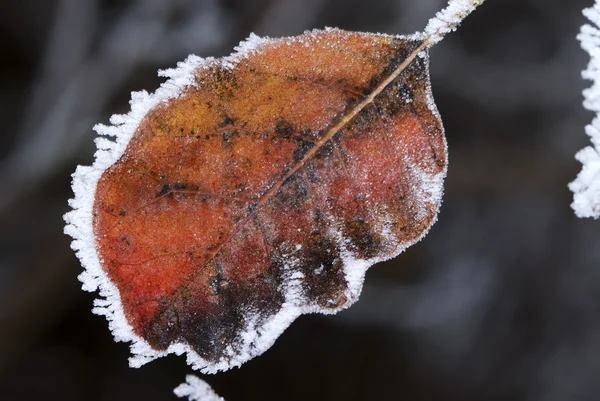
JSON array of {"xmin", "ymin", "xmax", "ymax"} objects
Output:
[{"xmin": 424, "ymin": 0, "xmax": 487, "ymax": 47}]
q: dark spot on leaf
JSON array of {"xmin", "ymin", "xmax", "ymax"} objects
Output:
[
  {"xmin": 343, "ymin": 218, "xmax": 382, "ymax": 259},
  {"xmin": 304, "ymin": 164, "xmax": 319, "ymax": 183},
  {"xmin": 275, "ymin": 119, "xmax": 295, "ymax": 137},
  {"xmin": 223, "ymin": 130, "xmax": 239, "ymax": 144},
  {"xmin": 121, "ymin": 235, "xmax": 131, "ymax": 246},
  {"xmin": 220, "ymin": 115, "xmax": 235, "ymax": 128},
  {"xmin": 298, "ymin": 232, "xmax": 347, "ymax": 308},
  {"xmin": 314, "ymin": 141, "xmax": 334, "ymax": 160},
  {"xmin": 301, "ymin": 128, "xmax": 313, "ymax": 138},
  {"xmin": 156, "ymin": 184, "xmax": 170, "ymax": 198},
  {"xmin": 293, "ymin": 138, "xmax": 315, "ymax": 162}
]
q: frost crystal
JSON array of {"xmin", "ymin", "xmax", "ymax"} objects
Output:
[
  {"xmin": 174, "ymin": 375, "xmax": 224, "ymax": 401},
  {"xmin": 570, "ymin": 1, "xmax": 600, "ymax": 219},
  {"xmin": 424, "ymin": 0, "xmax": 486, "ymax": 46}
]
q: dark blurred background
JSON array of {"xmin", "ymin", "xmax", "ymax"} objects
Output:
[{"xmin": 1, "ymin": 0, "xmax": 599, "ymax": 400}]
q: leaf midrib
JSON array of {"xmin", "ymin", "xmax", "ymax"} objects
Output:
[{"xmin": 258, "ymin": 40, "xmax": 429, "ymax": 205}]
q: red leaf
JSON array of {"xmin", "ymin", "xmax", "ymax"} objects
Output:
[{"xmin": 66, "ymin": 29, "xmax": 446, "ymax": 372}]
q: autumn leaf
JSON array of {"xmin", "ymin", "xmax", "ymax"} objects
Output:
[{"xmin": 64, "ymin": 0, "xmax": 486, "ymax": 374}]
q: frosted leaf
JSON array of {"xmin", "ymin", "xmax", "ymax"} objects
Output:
[
  {"xmin": 174, "ymin": 375, "xmax": 224, "ymax": 401},
  {"xmin": 63, "ymin": 0, "xmax": 488, "ymax": 375},
  {"xmin": 570, "ymin": 0, "xmax": 600, "ymax": 219},
  {"xmin": 63, "ymin": 28, "xmax": 448, "ymax": 373}
]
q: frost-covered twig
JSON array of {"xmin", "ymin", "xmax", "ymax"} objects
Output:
[
  {"xmin": 174, "ymin": 375, "xmax": 224, "ymax": 401},
  {"xmin": 570, "ymin": 0, "xmax": 600, "ymax": 219},
  {"xmin": 424, "ymin": 0, "xmax": 486, "ymax": 46}
]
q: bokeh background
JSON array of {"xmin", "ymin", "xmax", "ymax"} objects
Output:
[{"xmin": 1, "ymin": 0, "xmax": 599, "ymax": 400}]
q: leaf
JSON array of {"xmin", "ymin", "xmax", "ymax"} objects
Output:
[
  {"xmin": 71, "ymin": 30, "xmax": 446, "ymax": 371},
  {"xmin": 82, "ymin": 29, "xmax": 446, "ymax": 371}
]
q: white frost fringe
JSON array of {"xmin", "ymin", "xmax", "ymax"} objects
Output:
[
  {"xmin": 570, "ymin": 0, "xmax": 600, "ymax": 219},
  {"xmin": 174, "ymin": 375, "xmax": 224, "ymax": 401}
]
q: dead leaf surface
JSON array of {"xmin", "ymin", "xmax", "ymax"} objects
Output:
[{"xmin": 91, "ymin": 29, "xmax": 446, "ymax": 371}]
